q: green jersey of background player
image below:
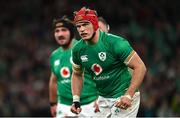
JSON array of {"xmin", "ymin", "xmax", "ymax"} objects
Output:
[
  {"xmin": 49, "ymin": 16, "xmax": 99, "ymax": 117},
  {"xmin": 71, "ymin": 7, "xmax": 147, "ymax": 117}
]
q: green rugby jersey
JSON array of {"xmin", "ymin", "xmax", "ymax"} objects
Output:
[
  {"xmin": 72, "ymin": 31, "xmax": 133, "ymax": 98},
  {"xmin": 50, "ymin": 41, "xmax": 98, "ymax": 105}
]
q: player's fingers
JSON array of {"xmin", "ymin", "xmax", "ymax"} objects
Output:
[
  {"xmin": 71, "ymin": 106, "xmax": 78, "ymax": 114},
  {"xmin": 120, "ymin": 104, "xmax": 127, "ymax": 110},
  {"xmin": 50, "ymin": 107, "xmax": 57, "ymax": 117},
  {"xmin": 121, "ymin": 97, "xmax": 132, "ymax": 107},
  {"xmin": 53, "ymin": 112, "xmax": 56, "ymax": 117},
  {"xmin": 76, "ymin": 107, "xmax": 81, "ymax": 114},
  {"xmin": 115, "ymin": 102, "xmax": 127, "ymax": 109},
  {"xmin": 94, "ymin": 106, "xmax": 100, "ymax": 112},
  {"xmin": 115, "ymin": 99, "xmax": 131, "ymax": 110},
  {"xmin": 119, "ymin": 101, "xmax": 131, "ymax": 110},
  {"xmin": 115, "ymin": 101, "xmax": 122, "ymax": 107},
  {"xmin": 93, "ymin": 102, "xmax": 100, "ymax": 112},
  {"xmin": 119, "ymin": 103, "xmax": 130, "ymax": 110},
  {"xmin": 71, "ymin": 105, "xmax": 81, "ymax": 114}
]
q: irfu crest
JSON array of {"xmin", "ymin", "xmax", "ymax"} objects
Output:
[{"xmin": 98, "ymin": 52, "xmax": 106, "ymax": 61}]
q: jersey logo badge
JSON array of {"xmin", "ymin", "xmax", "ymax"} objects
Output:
[
  {"xmin": 54, "ymin": 60, "xmax": 60, "ymax": 66},
  {"xmin": 81, "ymin": 55, "xmax": 88, "ymax": 62},
  {"xmin": 60, "ymin": 67, "xmax": 70, "ymax": 78},
  {"xmin": 91, "ymin": 63, "xmax": 102, "ymax": 75},
  {"xmin": 98, "ymin": 52, "xmax": 106, "ymax": 61}
]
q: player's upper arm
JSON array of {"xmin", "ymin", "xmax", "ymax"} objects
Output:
[
  {"xmin": 125, "ymin": 51, "xmax": 146, "ymax": 70},
  {"xmin": 124, "ymin": 50, "xmax": 136, "ymax": 65},
  {"xmin": 72, "ymin": 62, "xmax": 83, "ymax": 75},
  {"xmin": 71, "ymin": 45, "xmax": 83, "ymax": 75}
]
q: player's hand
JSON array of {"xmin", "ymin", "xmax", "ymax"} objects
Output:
[
  {"xmin": 50, "ymin": 104, "xmax": 57, "ymax": 117},
  {"xmin": 93, "ymin": 100, "xmax": 100, "ymax": 112},
  {"xmin": 71, "ymin": 102, "xmax": 82, "ymax": 114},
  {"xmin": 115, "ymin": 95, "xmax": 132, "ymax": 110}
]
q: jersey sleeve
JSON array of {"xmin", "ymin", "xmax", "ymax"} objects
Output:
[
  {"xmin": 113, "ymin": 37, "xmax": 133, "ymax": 63},
  {"xmin": 71, "ymin": 46, "xmax": 81, "ymax": 67},
  {"xmin": 49, "ymin": 54, "xmax": 55, "ymax": 74}
]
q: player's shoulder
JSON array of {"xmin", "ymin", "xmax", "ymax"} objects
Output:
[
  {"xmin": 72, "ymin": 39, "xmax": 85, "ymax": 51},
  {"xmin": 71, "ymin": 39, "xmax": 79, "ymax": 46},
  {"xmin": 106, "ymin": 33, "xmax": 125, "ymax": 42},
  {"xmin": 50, "ymin": 48, "xmax": 62, "ymax": 58},
  {"xmin": 102, "ymin": 33, "xmax": 127, "ymax": 46}
]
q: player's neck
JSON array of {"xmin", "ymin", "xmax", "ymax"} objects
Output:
[
  {"xmin": 61, "ymin": 41, "xmax": 72, "ymax": 50},
  {"xmin": 86, "ymin": 30, "xmax": 99, "ymax": 45}
]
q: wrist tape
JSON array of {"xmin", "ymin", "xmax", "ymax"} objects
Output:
[
  {"xmin": 73, "ymin": 95, "xmax": 80, "ymax": 102},
  {"xmin": 73, "ymin": 95, "xmax": 80, "ymax": 109}
]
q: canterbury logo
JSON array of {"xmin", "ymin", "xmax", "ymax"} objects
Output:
[
  {"xmin": 81, "ymin": 55, "xmax": 88, "ymax": 62},
  {"xmin": 54, "ymin": 60, "xmax": 60, "ymax": 66}
]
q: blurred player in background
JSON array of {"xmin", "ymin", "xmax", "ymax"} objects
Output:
[
  {"xmin": 98, "ymin": 16, "xmax": 110, "ymax": 32},
  {"xmin": 71, "ymin": 7, "xmax": 147, "ymax": 117},
  {"xmin": 49, "ymin": 16, "xmax": 99, "ymax": 117}
]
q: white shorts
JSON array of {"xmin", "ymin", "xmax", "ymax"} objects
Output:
[
  {"xmin": 97, "ymin": 92, "xmax": 140, "ymax": 118},
  {"xmin": 56, "ymin": 101, "xmax": 99, "ymax": 118}
]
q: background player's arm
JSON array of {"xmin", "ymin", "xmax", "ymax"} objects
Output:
[
  {"xmin": 49, "ymin": 72, "xmax": 57, "ymax": 117},
  {"xmin": 125, "ymin": 51, "xmax": 147, "ymax": 97}
]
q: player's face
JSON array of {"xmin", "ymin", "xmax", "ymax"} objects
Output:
[
  {"xmin": 54, "ymin": 27, "xmax": 71, "ymax": 46},
  {"xmin": 98, "ymin": 21, "xmax": 108, "ymax": 33},
  {"xmin": 75, "ymin": 21, "xmax": 94, "ymax": 41}
]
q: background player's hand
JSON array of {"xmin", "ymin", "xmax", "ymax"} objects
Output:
[
  {"xmin": 93, "ymin": 100, "xmax": 100, "ymax": 112},
  {"xmin": 115, "ymin": 95, "xmax": 132, "ymax": 110},
  {"xmin": 71, "ymin": 102, "xmax": 82, "ymax": 114},
  {"xmin": 50, "ymin": 104, "xmax": 57, "ymax": 117}
]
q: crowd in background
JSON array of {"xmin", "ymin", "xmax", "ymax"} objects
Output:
[{"xmin": 0, "ymin": 0, "xmax": 179, "ymax": 116}]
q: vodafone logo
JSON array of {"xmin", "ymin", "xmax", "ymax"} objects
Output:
[
  {"xmin": 60, "ymin": 67, "xmax": 70, "ymax": 78},
  {"xmin": 91, "ymin": 64, "xmax": 102, "ymax": 75}
]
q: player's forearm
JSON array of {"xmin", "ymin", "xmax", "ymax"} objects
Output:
[
  {"xmin": 49, "ymin": 74, "xmax": 57, "ymax": 103},
  {"xmin": 49, "ymin": 83, "xmax": 57, "ymax": 103},
  {"xmin": 126, "ymin": 63, "xmax": 146, "ymax": 97},
  {"xmin": 71, "ymin": 72, "xmax": 83, "ymax": 97}
]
